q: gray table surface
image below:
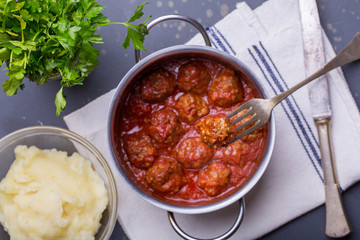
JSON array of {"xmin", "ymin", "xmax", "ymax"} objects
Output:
[{"xmin": 1, "ymin": 0, "xmax": 359, "ymax": 239}]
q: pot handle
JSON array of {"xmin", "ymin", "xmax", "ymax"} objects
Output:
[
  {"xmin": 135, "ymin": 14, "xmax": 212, "ymax": 63},
  {"xmin": 167, "ymin": 198, "xmax": 245, "ymax": 240}
]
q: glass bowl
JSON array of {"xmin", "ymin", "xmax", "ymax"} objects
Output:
[{"xmin": 0, "ymin": 126, "xmax": 118, "ymax": 240}]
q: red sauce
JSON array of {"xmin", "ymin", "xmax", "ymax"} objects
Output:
[{"xmin": 115, "ymin": 57, "xmax": 268, "ymax": 206}]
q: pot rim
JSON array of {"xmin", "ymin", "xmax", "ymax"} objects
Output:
[{"xmin": 107, "ymin": 44, "xmax": 276, "ymax": 214}]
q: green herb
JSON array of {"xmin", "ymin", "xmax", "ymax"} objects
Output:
[{"xmin": 0, "ymin": 0, "xmax": 151, "ymax": 116}]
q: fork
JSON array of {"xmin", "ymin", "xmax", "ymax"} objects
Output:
[{"xmin": 227, "ymin": 32, "xmax": 360, "ymax": 144}]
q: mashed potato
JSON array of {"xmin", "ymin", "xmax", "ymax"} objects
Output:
[{"xmin": 0, "ymin": 145, "xmax": 108, "ymax": 240}]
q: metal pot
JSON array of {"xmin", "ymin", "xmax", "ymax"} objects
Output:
[{"xmin": 107, "ymin": 15, "xmax": 276, "ymax": 240}]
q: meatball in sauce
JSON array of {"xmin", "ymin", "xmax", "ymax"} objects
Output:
[
  {"xmin": 208, "ymin": 67, "xmax": 243, "ymax": 107},
  {"xmin": 197, "ymin": 161, "xmax": 231, "ymax": 196},
  {"xmin": 177, "ymin": 61, "xmax": 211, "ymax": 94},
  {"xmin": 126, "ymin": 92, "xmax": 152, "ymax": 117},
  {"xmin": 123, "ymin": 133, "xmax": 156, "ymax": 169},
  {"xmin": 141, "ymin": 68, "xmax": 176, "ymax": 102},
  {"xmin": 146, "ymin": 156, "xmax": 185, "ymax": 193},
  {"xmin": 176, "ymin": 137, "xmax": 213, "ymax": 169},
  {"xmin": 175, "ymin": 93, "xmax": 209, "ymax": 124},
  {"xmin": 148, "ymin": 109, "xmax": 184, "ymax": 146}
]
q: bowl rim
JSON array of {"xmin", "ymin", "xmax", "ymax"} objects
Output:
[
  {"xmin": 108, "ymin": 45, "xmax": 276, "ymax": 214},
  {"xmin": 0, "ymin": 125, "xmax": 118, "ymax": 240}
]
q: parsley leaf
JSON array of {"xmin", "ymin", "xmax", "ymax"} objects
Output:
[
  {"xmin": 55, "ymin": 87, "xmax": 66, "ymax": 117},
  {"xmin": 0, "ymin": 0, "xmax": 151, "ymax": 116},
  {"xmin": 115, "ymin": 2, "xmax": 151, "ymax": 50}
]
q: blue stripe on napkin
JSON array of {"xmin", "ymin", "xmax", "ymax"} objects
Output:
[
  {"xmin": 249, "ymin": 42, "xmax": 324, "ymax": 184},
  {"xmin": 213, "ymin": 26, "xmax": 237, "ymax": 55},
  {"xmin": 207, "ymin": 26, "xmax": 236, "ymax": 55}
]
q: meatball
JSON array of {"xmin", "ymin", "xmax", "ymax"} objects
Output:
[
  {"xmin": 126, "ymin": 92, "xmax": 152, "ymax": 117},
  {"xmin": 123, "ymin": 133, "xmax": 156, "ymax": 168},
  {"xmin": 141, "ymin": 68, "xmax": 176, "ymax": 102},
  {"xmin": 196, "ymin": 114, "xmax": 235, "ymax": 148},
  {"xmin": 197, "ymin": 161, "xmax": 231, "ymax": 196},
  {"xmin": 146, "ymin": 156, "xmax": 184, "ymax": 193},
  {"xmin": 208, "ymin": 67, "xmax": 243, "ymax": 107},
  {"xmin": 175, "ymin": 93, "xmax": 209, "ymax": 124},
  {"xmin": 148, "ymin": 109, "xmax": 184, "ymax": 145},
  {"xmin": 215, "ymin": 140, "xmax": 251, "ymax": 166},
  {"xmin": 176, "ymin": 137, "xmax": 214, "ymax": 169},
  {"xmin": 177, "ymin": 61, "xmax": 211, "ymax": 94}
]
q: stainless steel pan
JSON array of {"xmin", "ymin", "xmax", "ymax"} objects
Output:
[{"xmin": 107, "ymin": 15, "xmax": 275, "ymax": 240}]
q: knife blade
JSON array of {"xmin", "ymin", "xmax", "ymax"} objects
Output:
[{"xmin": 298, "ymin": 0, "xmax": 351, "ymax": 237}]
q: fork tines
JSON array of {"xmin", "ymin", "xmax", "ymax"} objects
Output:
[{"xmin": 225, "ymin": 101, "xmax": 260, "ymax": 145}]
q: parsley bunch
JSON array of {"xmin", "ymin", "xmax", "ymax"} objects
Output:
[{"xmin": 0, "ymin": 0, "xmax": 150, "ymax": 116}]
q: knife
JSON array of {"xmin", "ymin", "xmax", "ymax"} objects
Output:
[{"xmin": 298, "ymin": 0, "xmax": 351, "ymax": 237}]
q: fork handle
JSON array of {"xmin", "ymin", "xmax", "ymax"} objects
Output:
[
  {"xmin": 316, "ymin": 119, "xmax": 351, "ymax": 238},
  {"xmin": 271, "ymin": 32, "xmax": 360, "ymax": 106}
]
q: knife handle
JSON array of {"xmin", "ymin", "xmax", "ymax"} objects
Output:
[{"xmin": 316, "ymin": 119, "xmax": 351, "ymax": 238}]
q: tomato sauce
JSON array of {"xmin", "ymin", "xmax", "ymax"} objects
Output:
[{"xmin": 115, "ymin": 57, "xmax": 268, "ymax": 206}]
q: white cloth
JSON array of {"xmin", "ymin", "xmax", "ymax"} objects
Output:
[{"xmin": 64, "ymin": 0, "xmax": 360, "ymax": 239}]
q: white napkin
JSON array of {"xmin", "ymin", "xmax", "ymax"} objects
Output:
[{"xmin": 64, "ymin": 0, "xmax": 360, "ymax": 239}]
